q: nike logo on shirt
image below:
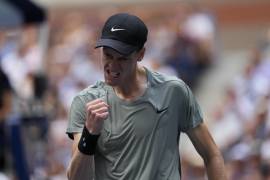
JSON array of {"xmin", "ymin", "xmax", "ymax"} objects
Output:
[
  {"xmin": 156, "ymin": 107, "xmax": 168, "ymax": 114},
  {"xmin": 111, "ymin": 27, "xmax": 126, "ymax": 32}
]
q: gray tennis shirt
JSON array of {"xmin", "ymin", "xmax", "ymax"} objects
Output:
[{"xmin": 66, "ymin": 68, "xmax": 203, "ymax": 180}]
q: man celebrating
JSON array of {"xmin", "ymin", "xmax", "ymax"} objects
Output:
[{"xmin": 66, "ymin": 13, "xmax": 227, "ymax": 180}]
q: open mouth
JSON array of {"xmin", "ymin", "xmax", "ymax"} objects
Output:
[{"xmin": 106, "ymin": 69, "xmax": 120, "ymax": 78}]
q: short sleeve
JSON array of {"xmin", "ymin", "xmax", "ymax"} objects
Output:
[
  {"xmin": 179, "ymin": 83, "xmax": 203, "ymax": 132},
  {"xmin": 66, "ymin": 95, "xmax": 86, "ymax": 139}
]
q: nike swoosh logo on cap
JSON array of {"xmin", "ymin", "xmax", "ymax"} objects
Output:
[{"xmin": 111, "ymin": 27, "xmax": 126, "ymax": 32}]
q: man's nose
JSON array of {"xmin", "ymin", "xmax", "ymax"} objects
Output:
[{"xmin": 108, "ymin": 60, "xmax": 120, "ymax": 67}]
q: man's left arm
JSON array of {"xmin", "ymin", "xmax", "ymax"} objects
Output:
[{"xmin": 186, "ymin": 122, "xmax": 227, "ymax": 180}]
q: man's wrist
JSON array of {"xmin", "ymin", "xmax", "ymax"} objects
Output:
[
  {"xmin": 78, "ymin": 126, "xmax": 100, "ymax": 155},
  {"xmin": 85, "ymin": 122, "xmax": 100, "ymax": 135}
]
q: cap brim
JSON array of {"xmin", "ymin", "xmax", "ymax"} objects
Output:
[{"xmin": 95, "ymin": 39, "xmax": 137, "ymax": 55}]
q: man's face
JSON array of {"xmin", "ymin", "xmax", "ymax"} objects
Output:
[{"xmin": 101, "ymin": 47, "xmax": 142, "ymax": 87}]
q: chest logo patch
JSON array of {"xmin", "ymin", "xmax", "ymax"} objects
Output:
[{"xmin": 156, "ymin": 107, "xmax": 168, "ymax": 114}]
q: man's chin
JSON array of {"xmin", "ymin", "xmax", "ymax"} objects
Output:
[{"xmin": 105, "ymin": 79, "xmax": 117, "ymax": 86}]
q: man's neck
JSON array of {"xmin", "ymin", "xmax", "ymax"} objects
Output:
[{"xmin": 113, "ymin": 66, "xmax": 147, "ymax": 101}]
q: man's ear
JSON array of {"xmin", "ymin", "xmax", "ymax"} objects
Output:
[{"xmin": 137, "ymin": 47, "xmax": 145, "ymax": 62}]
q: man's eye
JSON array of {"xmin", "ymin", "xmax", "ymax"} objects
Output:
[{"xmin": 105, "ymin": 54, "xmax": 112, "ymax": 59}]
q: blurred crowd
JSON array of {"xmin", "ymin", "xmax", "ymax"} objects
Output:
[
  {"xmin": 0, "ymin": 5, "xmax": 269, "ymax": 180},
  {"xmin": 211, "ymin": 39, "xmax": 270, "ymax": 179}
]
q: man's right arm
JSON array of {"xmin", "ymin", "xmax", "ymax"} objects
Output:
[
  {"xmin": 67, "ymin": 98, "xmax": 109, "ymax": 180},
  {"xmin": 67, "ymin": 133, "xmax": 95, "ymax": 180}
]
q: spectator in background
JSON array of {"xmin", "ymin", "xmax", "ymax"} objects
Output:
[
  {"xmin": 182, "ymin": 8, "xmax": 216, "ymax": 64},
  {"xmin": 0, "ymin": 67, "xmax": 13, "ymax": 179},
  {"xmin": 0, "ymin": 25, "xmax": 42, "ymax": 100},
  {"xmin": 165, "ymin": 6, "xmax": 216, "ymax": 89}
]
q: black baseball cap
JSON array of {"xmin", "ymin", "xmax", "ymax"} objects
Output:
[{"xmin": 95, "ymin": 13, "xmax": 148, "ymax": 55}]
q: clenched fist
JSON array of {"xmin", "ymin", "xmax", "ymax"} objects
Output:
[{"xmin": 85, "ymin": 99, "xmax": 109, "ymax": 135}]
